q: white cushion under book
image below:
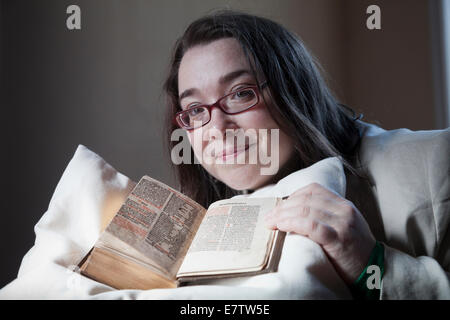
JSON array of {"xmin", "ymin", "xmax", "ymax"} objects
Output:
[{"xmin": 0, "ymin": 144, "xmax": 351, "ymax": 299}]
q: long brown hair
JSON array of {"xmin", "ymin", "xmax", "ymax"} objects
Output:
[{"xmin": 163, "ymin": 10, "xmax": 362, "ymax": 208}]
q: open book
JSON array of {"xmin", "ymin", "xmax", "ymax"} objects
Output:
[{"xmin": 79, "ymin": 176, "xmax": 285, "ymax": 290}]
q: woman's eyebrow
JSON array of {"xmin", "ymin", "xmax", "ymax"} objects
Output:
[
  {"xmin": 179, "ymin": 88, "xmax": 198, "ymax": 102},
  {"xmin": 178, "ymin": 69, "xmax": 252, "ymax": 102},
  {"xmin": 218, "ymin": 69, "xmax": 252, "ymax": 85}
]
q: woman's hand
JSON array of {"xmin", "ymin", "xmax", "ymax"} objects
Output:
[{"xmin": 264, "ymin": 183, "xmax": 376, "ymax": 285}]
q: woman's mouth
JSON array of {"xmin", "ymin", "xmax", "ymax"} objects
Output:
[{"xmin": 218, "ymin": 144, "xmax": 251, "ymax": 162}]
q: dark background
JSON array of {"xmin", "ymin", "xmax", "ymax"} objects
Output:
[{"xmin": 1, "ymin": 0, "xmax": 448, "ymax": 289}]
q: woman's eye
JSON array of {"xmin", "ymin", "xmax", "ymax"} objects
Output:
[
  {"xmin": 184, "ymin": 103, "xmax": 198, "ymax": 110},
  {"xmin": 188, "ymin": 107, "xmax": 205, "ymax": 116},
  {"xmin": 232, "ymin": 89, "xmax": 255, "ymax": 100},
  {"xmin": 183, "ymin": 103, "xmax": 199, "ymax": 111}
]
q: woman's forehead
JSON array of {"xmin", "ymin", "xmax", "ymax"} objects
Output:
[{"xmin": 178, "ymin": 38, "xmax": 251, "ymax": 93}]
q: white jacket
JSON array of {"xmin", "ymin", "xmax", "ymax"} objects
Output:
[{"xmin": 348, "ymin": 122, "xmax": 450, "ymax": 299}]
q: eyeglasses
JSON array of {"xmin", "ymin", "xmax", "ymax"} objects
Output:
[{"xmin": 174, "ymin": 83, "xmax": 267, "ymax": 130}]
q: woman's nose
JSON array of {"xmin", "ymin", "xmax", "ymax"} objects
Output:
[
  {"xmin": 203, "ymin": 106, "xmax": 238, "ymax": 141},
  {"xmin": 207, "ymin": 105, "xmax": 233, "ymax": 131}
]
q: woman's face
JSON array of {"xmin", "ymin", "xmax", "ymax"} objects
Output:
[{"xmin": 177, "ymin": 38, "xmax": 296, "ymax": 190}]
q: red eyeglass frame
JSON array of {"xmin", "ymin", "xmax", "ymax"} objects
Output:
[{"xmin": 173, "ymin": 83, "xmax": 267, "ymax": 130}]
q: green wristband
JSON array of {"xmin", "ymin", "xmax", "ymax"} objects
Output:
[{"xmin": 350, "ymin": 241, "xmax": 385, "ymax": 300}]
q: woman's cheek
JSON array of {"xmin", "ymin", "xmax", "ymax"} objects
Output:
[{"xmin": 186, "ymin": 131, "xmax": 213, "ymax": 167}]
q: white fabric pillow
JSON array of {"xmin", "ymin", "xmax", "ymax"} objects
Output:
[{"xmin": 0, "ymin": 144, "xmax": 351, "ymax": 299}]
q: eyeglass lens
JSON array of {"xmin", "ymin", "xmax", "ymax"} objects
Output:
[{"xmin": 179, "ymin": 87, "xmax": 258, "ymax": 129}]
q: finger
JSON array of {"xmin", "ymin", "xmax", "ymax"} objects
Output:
[
  {"xmin": 286, "ymin": 192, "xmax": 352, "ymax": 222},
  {"xmin": 265, "ymin": 187, "xmax": 349, "ymax": 231},
  {"xmin": 264, "ymin": 215, "xmax": 278, "ymax": 229},
  {"xmin": 264, "ymin": 199, "xmax": 299, "ymax": 229},
  {"xmin": 264, "ymin": 197, "xmax": 291, "ymax": 220},
  {"xmin": 279, "ymin": 194, "xmax": 338, "ymax": 213},
  {"xmin": 273, "ymin": 205, "xmax": 337, "ymax": 228},
  {"xmin": 268, "ymin": 195, "xmax": 344, "ymax": 228},
  {"xmin": 276, "ymin": 215, "xmax": 338, "ymax": 245},
  {"xmin": 265, "ymin": 203, "xmax": 341, "ymax": 246},
  {"xmin": 290, "ymin": 182, "xmax": 343, "ymax": 201}
]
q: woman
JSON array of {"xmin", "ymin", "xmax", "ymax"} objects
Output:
[{"xmin": 164, "ymin": 11, "xmax": 450, "ymax": 299}]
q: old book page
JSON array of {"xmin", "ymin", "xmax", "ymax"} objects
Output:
[
  {"xmin": 96, "ymin": 175, "xmax": 206, "ymax": 278},
  {"xmin": 177, "ymin": 197, "xmax": 280, "ymax": 277}
]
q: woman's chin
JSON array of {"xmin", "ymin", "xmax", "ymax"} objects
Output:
[
  {"xmin": 215, "ymin": 168, "xmax": 275, "ymax": 191},
  {"xmin": 225, "ymin": 180, "xmax": 254, "ymax": 191}
]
